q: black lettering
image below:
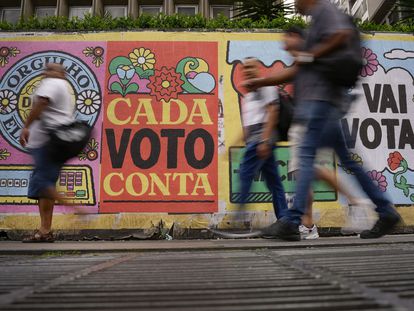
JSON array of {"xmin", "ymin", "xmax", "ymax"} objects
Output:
[
  {"xmin": 399, "ymin": 119, "xmax": 414, "ymax": 149},
  {"xmin": 161, "ymin": 129, "xmax": 185, "ymax": 169},
  {"xmin": 65, "ymin": 63, "xmax": 82, "ymax": 79},
  {"xmin": 360, "ymin": 118, "xmax": 381, "ymax": 149},
  {"xmin": 31, "ymin": 58, "xmax": 44, "ymax": 71},
  {"xmin": 276, "ymin": 160, "xmax": 286, "ymax": 182},
  {"xmin": 399, "ymin": 85, "xmax": 407, "ymax": 113},
  {"xmin": 380, "ymin": 84, "xmax": 398, "ymax": 113},
  {"xmin": 16, "ymin": 65, "xmax": 32, "ymax": 79},
  {"xmin": 130, "ymin": 129, "xmax": 160, "ymax": 169},
  {"xmin": 341, "ymin": 118, "xmax": 359, "ymax": 149},
  {"xmin": 185, "ymin": 129, "xmax": 214, "ymax": 169},
  {"xmin": 7, "ymin": 75, "xmax": 19, "ymax": 88},
  {"xmin": 363, "ymin": 83, "xmax": 381, "ymax": 113},
  {"xmin": 77, "ymin": 75, "xmax": 90, "ymax": 88},
  {"xmin": 105, "ymin": 129, "xmax": 131, "ymax": 168},
  {"xmin": 22, "ymin": 97, "xmax": 32, "ymax": 109},
  {"xmin": 381, "ymin": 119, "xmax": 399, "ymax": 149}
]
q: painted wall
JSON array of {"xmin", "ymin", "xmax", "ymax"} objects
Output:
[{"xmin": 0, "ymin": 32, "xmax": 413, "ymax": 231}]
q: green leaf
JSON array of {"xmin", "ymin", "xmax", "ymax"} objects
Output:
[
  {"xmin": 135, "ymin": 67, "xmax": 154, "ymax": 79},
  {"xmin": 125, "ymin": 83, "xmax": 139, "ymax": 94},
  {"xmin": 108, "ymin": 56, "xmax": 133, "ymax": 75},
  {"xmin": 110, "ymin": 82, "xmax": 124, "ymax": 95}
]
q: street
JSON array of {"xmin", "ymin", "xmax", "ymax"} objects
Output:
[{"xmin": 0, "ymin": 235, "xmax": 414, "ymax": 310}]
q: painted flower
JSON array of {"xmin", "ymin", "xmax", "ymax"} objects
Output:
[
  {"xmin": 360, "ymin": 47, "xmax": 378, "ymax": 77},
  {"xmin": 76, "ymin": 90, "xmax": 101, "ymax": 115},
  {"xmin": 0, "ymin": 149, "xmax": 11, "ymax": 160},
  {"xmin": 129, "ymin": 48, "xmax": 156, "ymax": 70},
  {"xmin": 83, "ymin": 46, "xmax": 104, "ymax": 67},
  {"xmin": 78, "ymin": 138, "xmax": 99, "ymax": 161},
  {"xmin": 149, "ymin": 67, "xmax": 184, "ymax": 102},
  {"xmin": 367, "ymin": 170, "xmax": 388, "ymax": 192},
  {"xmin": 338, "ymin": 152, "xmax": 363, "ymax": 175},
  {"xmin": 388, "ymin": 151, "xmax": 404, "ymax": 171},
  {"xmin": 0, "ymin": 90, "xmax": 17, "ymax": 114},
  {"xmin": 117, "ymin": 65, "xmax": 135, "ymax": 84},
  {"xmin": 0, "ymin": 47, "xmax": 20, "ymax": 67}
]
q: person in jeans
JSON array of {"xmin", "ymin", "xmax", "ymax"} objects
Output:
[
  {"xmin": 247, "ymin": 0, "xmax": 401, "ymax": 240},
  {"xmin": 236, "ymin": 57, "xmax": 288, "ymax": 227},
  {"xmin": 19, "ymin": 63, "xmax": 75, "ymax": 242}
]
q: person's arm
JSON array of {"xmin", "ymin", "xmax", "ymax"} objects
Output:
[
  {"xmin": 244, "ymin": 65, "xmax": 299, "ymax": 90},
  {"xmin": 257, "ymin": 101, "xmax": 278, "ymax": 160},
  {"xmin": 312, "ymin": 30, "xmax": 352, "ymax": 58},
  {"xmin": 297, "ymin": 30, "xmax": 352, "ymax": 64},
  {"xmin": 19, "ymin": 96, "xmax": 49, "ymax": 147}
]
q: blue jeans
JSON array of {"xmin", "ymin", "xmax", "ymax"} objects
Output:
[
  {"xmin": 288, "ymin": 100, "xmax": 394, "ymax": 225},
  {"xmin": 239, "ymin": 142, "xmax": 288, "ymax": 219},
  {"xmin": 28, "ymin": 146, "xmax": 63, "ymax": 200}
]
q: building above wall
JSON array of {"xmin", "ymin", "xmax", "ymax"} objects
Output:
[{"xmin": 2, "ymin": 0, "xmax": 239, "ymax": 21}]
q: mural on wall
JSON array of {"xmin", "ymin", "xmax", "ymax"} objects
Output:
[
  {"xmin": 100, "ymin": 41, "xmax": 218, "ymax": 213},
  {"xmin": 0, "ymin": 33, "xmax": 413, "ymax": 223},
  {"xmin": 341, "ymin": 42, "xmax": 414, "ymax": 204},
  {"xmin": 226, "ymin": 39, "xmax": 414, "ymax": 206},
  {"xmin": 0, "ymin": 42, "xmax": 105, "ymax": 212},
  {"xmin": 226, "ymin": 40, "xmax": 337, "ymax": 204}
]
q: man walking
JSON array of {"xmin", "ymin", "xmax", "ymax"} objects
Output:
[
  {"xmin": 274, "ymin": 0, "xmax": 401, "ymax": 240},
  {"xmin": 248, "ymin": 0, "xmax": 401, "ymax": 240},
  {"xmin": 236, "ymin": 57, "xmax": 288, "ymax": 225},
  {"xmin": 19, "ymin": 63, "xmax": 75, "ymax": 242}
]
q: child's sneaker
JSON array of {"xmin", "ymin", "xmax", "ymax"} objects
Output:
[{"xmin": 299, "ymin": 224, "xmax": 319, "ymax": 240}]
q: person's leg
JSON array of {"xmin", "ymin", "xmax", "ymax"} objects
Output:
[
  {"xmin": 302, "ymin": 190, "xmax": 314, "ymax": 227},
  {"xmin": 325, "ymin": 119, "xmax": 400, "ymax": 238},
  {"xmin": 287, "ymin": 101, "xmax": 334, "ymax": 225},
  {"xmin": 315, "ymin": 166, "xmax": 358, "ymax": 205},
  {"xmin": 39, "ymin": 196, "xmax": 55, "ymax": 234},
  {"xmin": 288, "ymin": 125, "xmax": 315, "ymax": 229},
  {"xmin": 239, "ymin": 143, "xmax": 262, "ymax": 207},
  {"xmin": 328, "ymin": 123, "xmax": 393, "ymax": 216},
  {"xmin": 261, "ymin": 147, "xmax": 288, "ymax": 219}
]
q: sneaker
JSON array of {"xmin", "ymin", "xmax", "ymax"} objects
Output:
[
  {"xmin": 360, "ymin": 212, "xmax": 401, "ymax": 239},
  {"xmin": 299, "ymin": 224, "xmax": 319, "ymax": 240},
  {"xmin": 261, "ymin": 218, "xmax": 300, "ymax": 241},
  {"xmin": 341, "ymin": 199, "xmax": 376, "ymax": 235}
]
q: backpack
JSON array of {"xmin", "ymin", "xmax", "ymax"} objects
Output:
[
  {"xmin": 313, "ymin": 15, "xmax": 363, "ymax": 88},
  {"xmin": 47, "ymin": 120, "xmax": 92, "ymax": 163},
  {"xmin": 277, "ymin": 88, "xmax": 294, "ymax": 142}
]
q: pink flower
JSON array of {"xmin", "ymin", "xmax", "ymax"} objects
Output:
[
  {"xmin": 360, "ymin": 47, "xmax": 379, "ymax": 77},
  {"xmin": 367, "ymin": 170, "xmax": 388, "ymax": 192}
]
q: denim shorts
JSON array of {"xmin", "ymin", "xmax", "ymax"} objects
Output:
[{"xmin": 28, "ymin": 146, "xmax": 63, "ymax": 200}]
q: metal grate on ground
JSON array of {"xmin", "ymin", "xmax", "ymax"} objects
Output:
[{"xmin": 0, "ymin": 244, "xmax": 413, "ymax": 310}]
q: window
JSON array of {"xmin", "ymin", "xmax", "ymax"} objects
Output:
[
  {"xmin": 175, "ymin": 5, "xmax": 198, "ymax": 16},
  {"xmin": 104, "ymin": 5, "xmax": 127, "ymax": 18},
  {"xmin": 69, "ymin": 6, "xmax": 91, "ymax": 19},
  {"xmin": 35, "ymin": 7, "xmax": 56, "ymax": 18},
  {"xmin": 140, "ymin": 5, "xmax": 162, "ymax": 16},
  {"xmin": 210, "ymin": 5, "xmax": 232, "ymax": 18},
  {"xmin": 0, "ymin": 8, "xmax": 20, "ymax": 24}
]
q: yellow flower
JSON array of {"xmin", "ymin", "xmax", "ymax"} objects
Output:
[{"xmin": 129, "ymin": 48, "xmax": 156, "ymax": 70}]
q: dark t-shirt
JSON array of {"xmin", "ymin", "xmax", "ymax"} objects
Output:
[{"xmin": 295, "ymin": 0, "xmax": 352, "ymax": 104}]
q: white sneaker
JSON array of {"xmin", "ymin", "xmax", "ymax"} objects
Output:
[
  {"xmin": 299, "ymin": 224, "xmax": 319, "ymax": 240},
  {"xmin": 341, "ymin": 200, "xmax": 376, "ymax": 235}
]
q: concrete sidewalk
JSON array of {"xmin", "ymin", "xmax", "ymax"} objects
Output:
[{"xmin": 1, "ymin": 234, "xmax": 414, "ymax": 255}]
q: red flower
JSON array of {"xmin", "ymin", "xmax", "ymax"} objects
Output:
[
  {"xmin": 149, "ymin": 67, "xmax": 183, "ymax": 102},
  {"xmin": 388, "ymin": 151, "xmax": 404, "ymax": 171}
]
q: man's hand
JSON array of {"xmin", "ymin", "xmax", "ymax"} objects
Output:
[
  {"xmin": 242, "ymin": 78, "xmax": 264, "ymax": 92},
  {"xmin": 19, "ymin": 128, "xmax": 30, "ymax": 147},
  {"xmin": 257, "ymin": 142, "xmax": 271, "ymax": 159}
]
